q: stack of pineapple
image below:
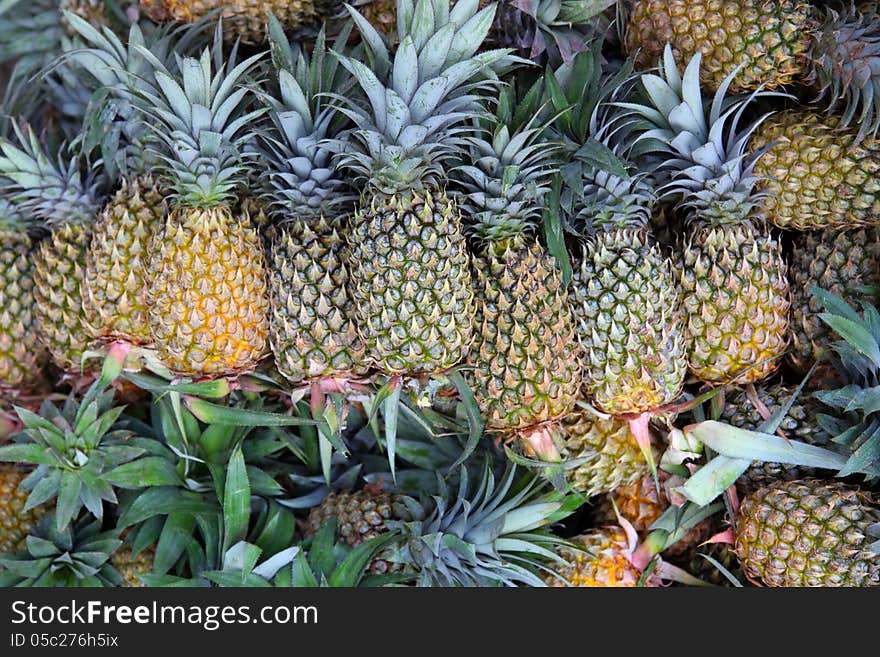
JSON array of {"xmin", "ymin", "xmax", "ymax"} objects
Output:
[{"xmin": 0, "ymin": 0, "xmax": 878, "ymax": 588}]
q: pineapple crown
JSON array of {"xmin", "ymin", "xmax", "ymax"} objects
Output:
[
  {"xmin": 131, "ymin": 46, "xmax": 266, "ymax": 209},
  {"xmin": 623, "ymin": 46, "xmax": 772, "ymax": 226},
  {"xmin": 453, "ymin": 83, "xmax": 558, "ymax": 245},
  {"xmin": 573, "ymin": 163, "xmax": 655, "ymax": 233},
  {"xmin": 388, "ymin": 465, "xmax": 572, "ymax": 586},
  {"xmin": 201, "ymin": 522, "xmax": 401, "ymax": 587},
  {"xmin": 809, "ymin": 3, "xmax": 880, "ymax": 143},
  {"xmin": 538, "ymin": 39, "xmax": 654, "ymax": 232},
  {"xmin": 61, "ymin": 12, "xmax": 210, "ymax": 181},
  {"xmin": 0, "ymin": 370, "xmax": 178, "ymax": 533},
  {"xmin": 0, "ymin": 0, "xmax": 63, "ymax": 67},
  {"xmin": 259, "ymin": 20, "xmax": 357, "ymax": 224},
  {"xmin": 0, "ymin": 512, "xmax": 124, "ymax": 587},
  {"xmin": 0, "ymin": 196, "xmax": 29, "ymax": 233},
  {"xmin": 332, "ymin": 0, "xmax": 519, "ymax": 195},
  {"xmin": 502, "ymin": 0, "xmax": 614, "ymax": 65},
  {"xmin": 812, "ymin": 287, "xmax": 880, "ymax": 481},
  {"xmin": 0, "ymin": 123, "xmax": 104, "ymax": 228}
]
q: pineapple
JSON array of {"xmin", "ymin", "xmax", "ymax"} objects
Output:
[
  {"xmin": 0, "ymin": 465, "xmax": 46, "ymax": 553},
  {"xmin": 561, "ymin": 408, "xmax": 653, "ymax": 497},
  {"xmin": 735, "ymin": 479, "xmax": 880, "ymax": 587},
  {"xmin": 304, "ymin": 489, "xmax": 410, "ymax": 574},
  {"xmin": 0, "ymin": 125, "xmax": 104, "ymax": 374},
  {"xmin": 719, "ymin": 382, "xmax": 831, "ymax": 495},
  {"xmin": 546, "ymin": 528, "xmax": 647, "ymax": 587},
  {"xmin": 542, "ymin": 44, "xmax": 686, "ymax": 416},
  {"xmin": 132, "ymin": 48, "xmax": 270, "ymax": 378},
  {"xmin": 749, "ymin": 111, "xmax": 880, "ymax": 232},
  {"xmin": 110, "ymin": 530, "xmax": 156, "ymax": 587},
  {"xmin": 453, "ymin": 83, "xmax": 582, "ymax": 456},
  {"xmin": 64, "ymin": 17, "xmax": 194, "ymax": 346},
  {"xmin": 572, "ymin": 168, "xmax": 685, "ymax": 415},
  {"xmin": 334, "ymin": 0, "xmax": 515, "ymax": 377},
  {"xmin": 0, "ymin": 200, "xmax": 44, "ymax": 392},
  {"xmin": 627, "ymin": 48, "xmax": 790, "ymax": 385},
  {"xmin": 623, "ymin": 2, "xmax": 880, "ymax": 141},
  {"xmin": 787, "ymin": 227, "xmax": 880, "ymax": 373},
  {"xmin": 622, "ymin": 0, "xmax": 810, "ymax": 94},
  {"xmin": 139, "ymin": 0, "xmax": 320, "ymax": 44},
  {"xmin": 259, "ymin": 26, "xmax": 366, "ymax": 385}
]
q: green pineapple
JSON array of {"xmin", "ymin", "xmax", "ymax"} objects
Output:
[
  {"xmin": 335, "ymin": 0, "xmax": 516, "ymax": 376},
  {"xmin": 735, "ymin": 479, "xmax": 880, "ymax": 587},
  {"xmin": 259, "ymin": 24, "xmax": 366, "ymax": 385},
  {"xmin": 749, "ymin": 111, "xmax": 880, "ymax": 231},
  {"xmin": 627, "ymin": 47, "xmax": 790, "ymax": 385},
  {"xmin": 0, "ymin": 200, "xmax": 44, "ymax": 392},
  {"xmin": 787, "ymin": 228, "xmax": 880, "ymax": 374},
  {"xmin": 453, "ymin": 83, "xmax": 582, "ymax": 457},
  {"xmin": 0, "ymin": 125, "xmax": 104, "ymax": 374}
]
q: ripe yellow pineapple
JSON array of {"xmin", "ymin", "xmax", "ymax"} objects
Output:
[
  {"xmin": 623, "ymin": 2, "xmax": 880, "ymax": 142},
  {"xmin": 133, "ymin": 49, "xmax": 270, "ymax": 378},
  {"xmin": 546, "ymin": 528, "xmax": 649, "ymax": 587},
  {"xmin": 140, "ymin": 0, "xmax": 319, "ymax": 44},
  {"xmin": 623, "ymin": 0, "xmax": 810, "ymax": 93},
  {"xmin": 749, "ymin": 111, "xmax": 880, "ymax": 231}
]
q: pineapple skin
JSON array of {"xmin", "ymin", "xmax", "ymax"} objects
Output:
[
  {"xmin": 0, "ymin": 466, "xmax": 46, "ymax": 554},
  {"xmin": 349, "ymin": 189, "xmax": 474, "ymax": 376},
  {"xmin": 546, "ymin": 528, "xmax": 645, "ymax": 587},
  {"xmin": 32, "ymin": 224, "xmax": 95, "ymax": 374},
  {"xmin": 623, "ymin": 0, "xmax": 811, "ymax": 93},
  {"xmin": 679, "ymin": 225, "xmax": 790, "ymax": 385},
  {"xmin": 140, "ymin": 0, "xmax": 317, "ymax": 44},
  {"xmin": 111, "ymin": 543, "xmax": 155, "ymax": 587},
  {"xmin": 788, "ymin": 228, "xmax": 880, "ymax": 374},
  {"xmin": 0, "ymin": 233, "xmax": 43, "ymax": 389},
  {"xmin": 83, "ymin": 177, "xmax": 165, "ymax": 346},
  {"xmin": 735, "ymin": 479, "xmax": 880, "ymax": 587},
  {"xmin": 572, "ymin": 228, "xmax": 686, "ymax": 415},
  {"xmin": 751, "ymin": 111, "xmax": 880, "ymax": 231},
  {"xmin": 147, "ymin": 206, "xmax": 270, "ymax": 378},
  {"xmin": 468, "ymin": 241, "xmax": 582, "ymax": 431},
  {"xmin": 304, "ymin": 490, "xmax": 409, "ymax": 575},
  {"xmin": 268, "ymin": 218, "xmax": 367, "ymax": 384},
  {"xmin": 562, "ymin": 410, "xmax": 652, "ymax": 497}
]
